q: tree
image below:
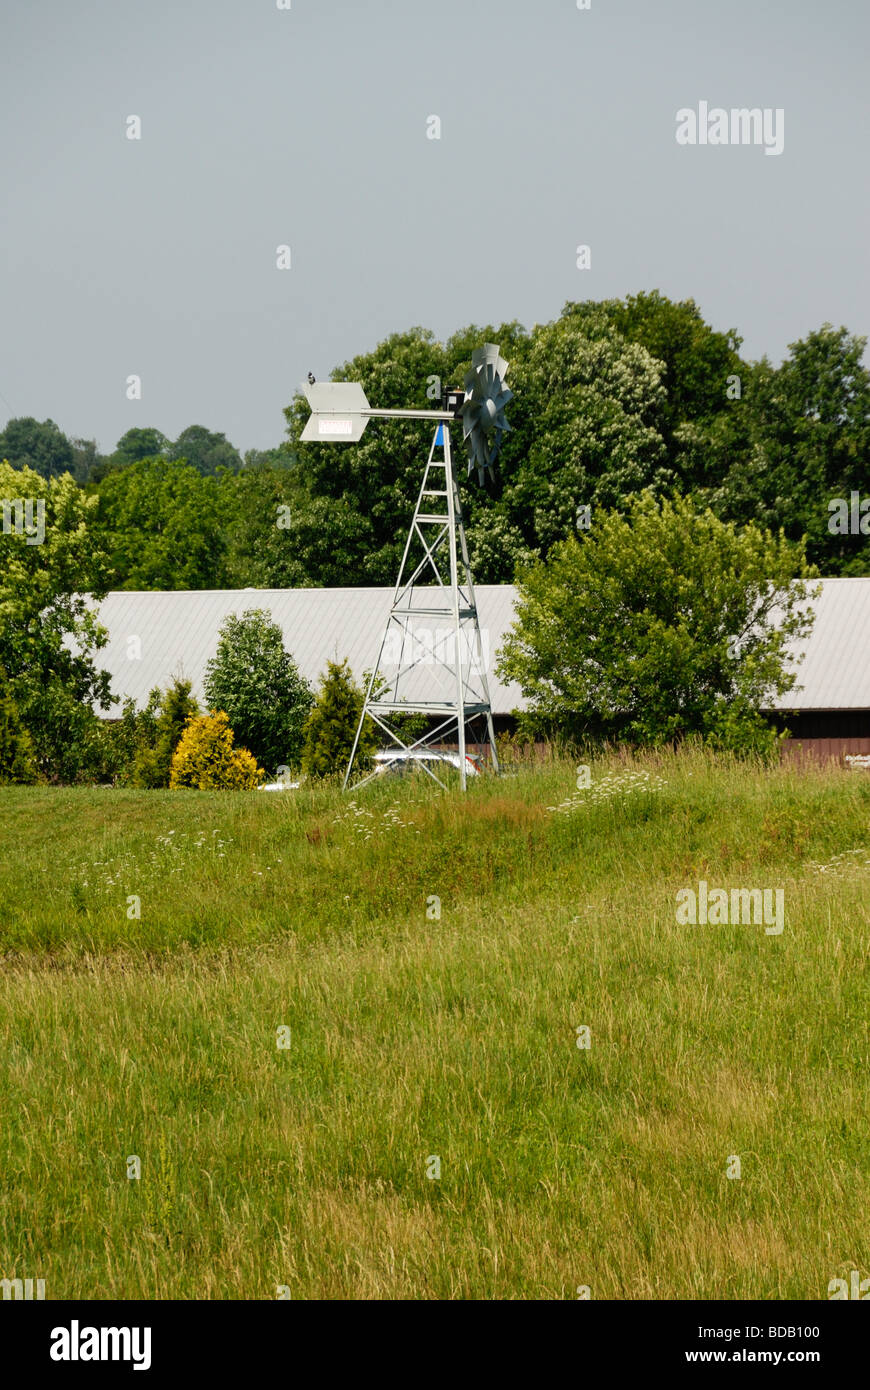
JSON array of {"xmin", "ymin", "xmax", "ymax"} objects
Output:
[
  {"xmin": 111, "ymin": 428, "xmax": 169, "ymax": 468},
  {"xmin": 278, "ymin": 308, "xmax": 692, "ymax": 581},
  {"xmin": 68, "ymin": 437, "xmax": 108, "ymax": 486},
  {"xmin": 497, "ymin": 309, "xmax": 673, "ymax": 556},
  {"xmin": 301, "ymin": 659, "xmax": 377, "ymax": 777},
  {"xmin": 222, "ymin": 472, "xmax": 375, "ymax": 588},
  {"xmin": 595, "ymin": 292, "xmax": 745, "ymax": 445},
  {"xmin": 169, "ymin": 711, "xmax": 263, "ymax": 789},
  {"xmin": 101, "ymin": 691, "xmax": 161, "ymax": 785},
  {"xmin": 282, "ymin": 323, "xmax": 527, "ymax": 585},
  {"xmin": 203, "ymin": 610, "xmax": 313, "ymax": 773},
  {"xmin": 169, "ymin": 425, "xmax": 242, "ymax": 476},
  {"xmin": 0, "ymin": 417, "xmax": 74, "ymax": 480},
  {"xmin": 0, "ymin": 460, "xmax": 113, "ymax": 779},
  {"xmin": 705, "ymin": 325, "xmax": 870, "ymax": 575},
  {"xmin": 92, "ymin": 456, "xmax": 226, "ymax": 589},
  {"xmin": 0, "ymin": 666, "xmax": 37, "ymax": 783},
  {"xmin": 277, "ymin": 305, "xmax": 865, "ymax": 585},
  {"xmin": 130, "ymin": 679, "xmax": 200, "ymax": 787},
  {"xmin": 497, "ymin": 492, "xmax": 817, "ymax": 755},
  {"xmin": 240, "ymin": 446, "xmax": 295, "ymax": 470}
]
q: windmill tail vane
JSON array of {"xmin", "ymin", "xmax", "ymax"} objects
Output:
[{"xmin": 300, "ymin": 342, "xmax": 512, "ymax": 481}]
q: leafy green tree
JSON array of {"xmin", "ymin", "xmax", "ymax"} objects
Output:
[
  {"xmin": 0, "ymin": 417, "xmax": 74, "ymax": 479},
  {"xmin": 169, "ymin": 425, "xmax": 241, "ymax": 476},
  {"xmin": 111, "ymin": 428, "xmax": 170, "ymax": 468},
  {"xmin": 0, "ymin": 666, "xmax": 37, "ymax": 783},
  {"xmin": 69, "ymin": 437, "xmax": 108, "ymax": 485},
  {"xmin": 497, "ymin": 492, "xmax": 817, "ymax": 755},
  {"xmin": 283, "ymin": 323, "xmax": 527, "ymax": 585},
  {"xmin": 0, "ymin": 461, "xmax": 113, "ymax": 779},
  {"xmin": 222, "ymin": 470, "xmax": 376, "ymax": 588},
  {"xmin": 463, "ymin": 507, "xmax": 538, "ymax": 584},
  {"xmin": 705, "ymin": 325, "xmax": 870, "ymax": 575},
  {"xmin": 203, "ymin": 610, "xmax": 312, "ymax": 773},
  {"xmin": 301, "ymin": 659, "xmax": 377, "ymax": 778},
  {"xmin": 240, "ymin": 446, "xmax": 295, "ymax": 470},
  {"xmin": 93, "ymin": 456, "xmax": 226, "ymax": 589},
  {"xmin": 595, "ymin": 291, "xmax": 745, "ymax": 446},
  {"xmin": 497, "ymin": 309, "xmax": 672, "ymax": 556},
  {"xmin": 280, "ymin": 305, "xmax": 732, "ymax": 581},
  {"xmin": 99, "ymin": 691, "xmax": 160, "ymax": 785},
  {"xmin": 130, "ymin": 680, "xmax": 200, "ymax": 787}
]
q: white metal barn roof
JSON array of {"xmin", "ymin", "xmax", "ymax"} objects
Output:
[
  {"xmin": 83, "ymin": 578, "xmax": 870, "ymax": 718},
  {"xmin": 85, "ymin": 585, "xmax": 526, "ymax": 717},
  {"xmin": 776, "ymin": 577, "xmax": 870, "ymax": 710}
]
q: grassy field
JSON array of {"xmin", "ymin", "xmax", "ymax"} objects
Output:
[{"xmin": 1, "ymin": 751, "xmax": 867, "ymax": 1299}]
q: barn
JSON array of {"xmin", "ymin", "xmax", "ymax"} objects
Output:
[
  {"xmin": 83, "ymin": 577, "xmax": 870, "ymax": 761},
  {"xmin": 763, "ymin": 577, "xmax": 870, "ymax": 762}
]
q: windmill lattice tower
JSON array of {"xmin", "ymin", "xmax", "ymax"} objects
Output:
[{"xmin": 300, "ymin": 343, "xmax": 512, "ymax": 791}]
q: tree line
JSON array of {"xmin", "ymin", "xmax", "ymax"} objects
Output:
[{"xmin": 2, "ymin": 292, "xmax": 868, "ymax": 589}]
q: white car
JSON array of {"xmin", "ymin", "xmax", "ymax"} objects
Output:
[{"xmin": 373, "ymin": 750, "xmax": 480, "ymax": 778}]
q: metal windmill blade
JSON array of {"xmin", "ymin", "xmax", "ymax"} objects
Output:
[{"xmin": 460, "ymin": 343, "xmax": 512, "ymax": 483}]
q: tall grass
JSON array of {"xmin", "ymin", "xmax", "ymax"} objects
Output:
[{"xmin": 0, "ymin": 752, "xmax": 867, "ymax": 1298}]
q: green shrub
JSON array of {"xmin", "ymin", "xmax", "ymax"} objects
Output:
[
  {"xmin": 301, "ymin": 659, "xmax": 377, "ymax": 779},
  {"xmin": 0, "ymin": 667, "xmax": 37, "ymax": 783},
  {"xmin": 130, "ymin": 680, "xmax": 199, "ymax": 788}
]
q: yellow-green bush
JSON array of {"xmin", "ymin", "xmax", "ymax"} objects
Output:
[{"xmin": 169, "ymin": 710, "xmax": 263, "ymax": 790}]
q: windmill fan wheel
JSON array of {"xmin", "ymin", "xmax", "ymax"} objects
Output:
[{"xmin": 460, "ymin": 343, "xmax": 512, "ymax": 483}]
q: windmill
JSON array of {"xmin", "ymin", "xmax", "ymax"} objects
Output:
[{"xmin": 300, "ymin": 344, "xmax": 512, "ymax": 791}]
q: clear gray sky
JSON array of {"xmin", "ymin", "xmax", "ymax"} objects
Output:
[{"xmin": 1, "ymin": 0, "xmax": 867, "ymax": 454}]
